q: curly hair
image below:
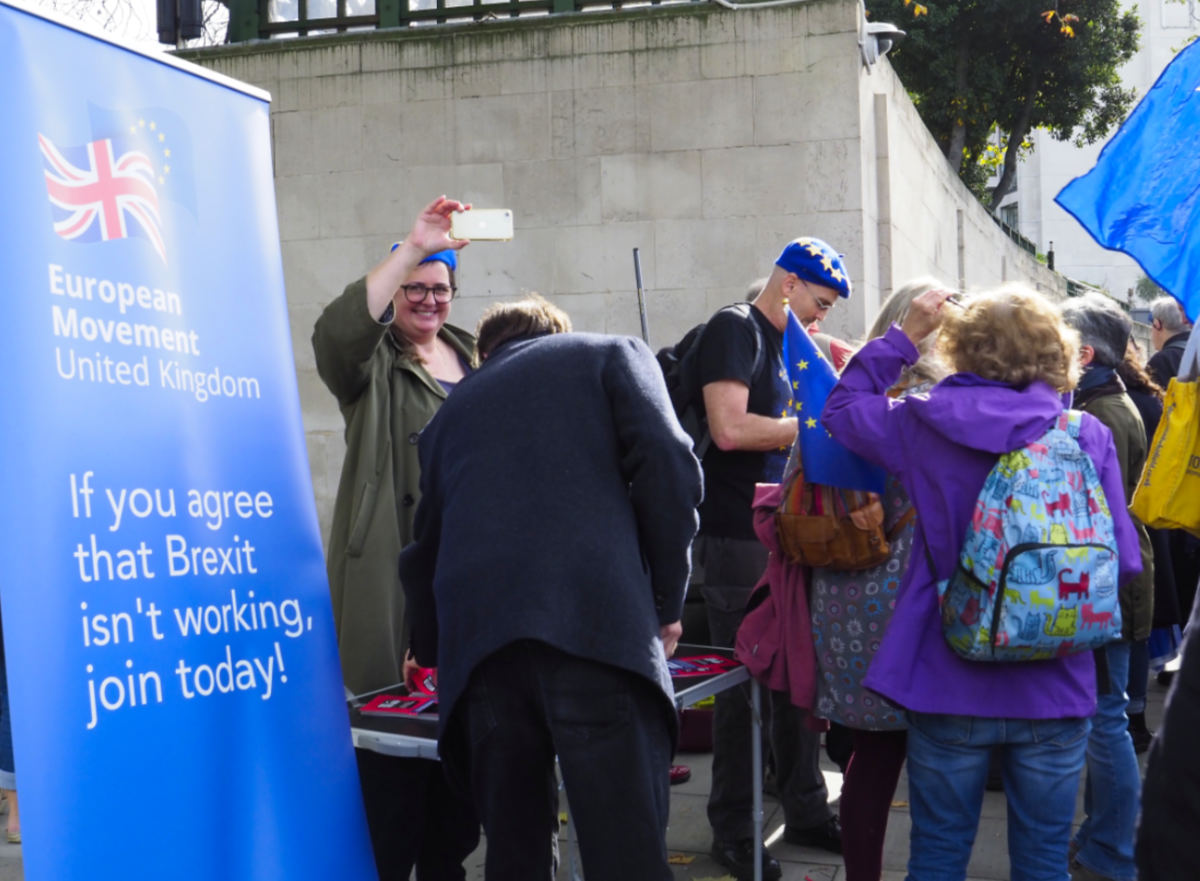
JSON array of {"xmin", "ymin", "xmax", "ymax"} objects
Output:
[{"xmin": 938, "ymin": 285, "xmax": 1081, "ymax": 391}]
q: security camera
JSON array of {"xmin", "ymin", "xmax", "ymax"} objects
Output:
[{"xmin": 860, "ymin": 21, "xmax": 907, "ymax": 67}]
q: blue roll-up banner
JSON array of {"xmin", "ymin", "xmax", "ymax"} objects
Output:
[{"xmin": 0, "ymin": 4, "xmax": 377, "ymax": 878}]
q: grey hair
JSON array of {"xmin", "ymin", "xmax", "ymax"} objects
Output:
[
  {"xmin": 866, "ymin": 276, "xmax": 951, "ymax": 385},
  {"xmin": 1150, "ymin": 296, "xmax": 1190, "ymax": 332},
  {"xmin": 1060, "ymin": 294, "xmax": 1132, "ymax": 368},
  {"xmin": 744, "ymin": 277, "xmax": 768, "ymax": 302}
]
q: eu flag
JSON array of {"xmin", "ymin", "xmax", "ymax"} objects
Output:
[
  {"xmin": 1056, "ymin": 39, "xmax": 1200, "ymax": 321},
  {"xmin": 784, "ymin": 308, "xmax": 886, "ymax": 493}
]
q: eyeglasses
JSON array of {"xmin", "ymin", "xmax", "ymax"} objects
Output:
[
  {"xmin": 401, "ymin": 283, "xmax": 457, "ymax": 304},
  {"xmin": 802, "ymin": 280, "xmax": 836, "ymax": 313}
]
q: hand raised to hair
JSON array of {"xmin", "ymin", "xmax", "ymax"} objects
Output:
[{"xmin": 900, "ymin": 288, "xmax": 955, "ymax": 345}]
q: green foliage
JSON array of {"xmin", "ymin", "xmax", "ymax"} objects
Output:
[
  {"xmin": 869, "ymin": 0, "xmax": 1140, "ymax": 208},
  {"xmin": 1134, "ymin": 275, "xmax": 1168, "ymax": 303}
]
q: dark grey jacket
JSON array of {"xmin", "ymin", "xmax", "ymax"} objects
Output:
[{"xmin": 399, "ymin": 332, "xmax": 703, "ymax": 742}]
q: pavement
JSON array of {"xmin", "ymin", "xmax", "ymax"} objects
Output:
[{"xmin": 0, "ymin": 668, "xmax": 1170, "ymax": 881}]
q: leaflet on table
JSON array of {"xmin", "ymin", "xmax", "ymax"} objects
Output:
[{"xmin": 668, "ymin": 655, "xmax": 741, "ymax": 678}]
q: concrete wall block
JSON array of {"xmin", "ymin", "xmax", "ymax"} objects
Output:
[
  {"xmin": 452, "ymin": 61, "xmax": 505, "ymax": 99},
  {"xmin": 455, "ymin": 224, "xmax": 558, "ymax": 304},
  {"xmin": 613, "ymin": 286, "xmax": 713, "ymax": 348},
  {"xmin": 315, "ymin": 171, "xmax": 375, "ymax": 238},
  {"xmin": 799, "ymin": 30, "xmax": 853, "ymax": 69},
  {"xmin": 804, "ymin": 0, "xmax": 859, "ymax": 36},
  {"xmin": 363, "ymin": 100, "xmax": 455, "ymax": 171},
  {"xmin": 208, "ymin": 53, "xmax": 278, "ymax": 91},
  {"xmin": 741, "ymin": 38, "xmax": 806, "ymax": 78},
  {"xmin": 654, "ymin": 217, "xmax": 760, "ymax": 288},
  {"xmin": 734, "ymin": 7, "xmax": 802, "ymax": 43},
  {"xmin": 360, "ymin": 70, "xmax": 403, "ymax": 105},
  {"xmin": 599, "ymin": 152, "xmax": 702, "ymax": 222},
  {"xmin": 454, "ymin": 94, "xmax": 551, "ymax": 163},
  {"xmin": 700, "ymin": 42, "xmax": 742, "ymax": 80},
  {"xmin": 274, "ymin": 77, "xmax": 313, "ymax": 113},
  {"xmin": 310, "ymin": 104, "xmax": 365, "ymax": 173},
  {"xmin": 310, "ymin": 74, "xmax": 363, "ymax": 109},
  {"xmin": 303, "ymin": 428, "xmax": 346, "ymax": 544},
  {"xmin": 633, "ymin": 46, "xmax": 702, "ymax": 86},
  {"xmin": 556, "ymin": 291, "xmax": 611, "ymax": 332},
  {"xmin": 361, "ymin": 40, "xmax": 402, "ymax": 73},
  {"xmin": 452, "ymin": 163, "xmax": 508, "ymax": 207},
  {"xmin": 547, "ymin": 26, "xmax": 575, "ymax": 58},
  {"xmin": 647, "ymin": 78, "xmax": 753, "ymax": 152},
  {"xmin": 496, "ymin": 58, "xmax": 551, "ymax": 96},
  {"xmin": 573, "ymin": 51, "xmax": 637, "ymax": 90},
  {"xmin": 503, "ymin": 158, "xmax": 602, "ymax": 228},
  {"xmin": 573, "ymin": 20, "xmax": 636, "ymax": 55},
  {"xmin": 551, "ymin": 221, "xmax": 655, "ymax": 297},
  {"xmin": 276, "ymin": 174, "xmax": 322, "ymax": 242},
  {"xmin": 701, "ymin": 141, "xmax": 858, "ymax": 219},
  {"xmin": 573, "ymin": 88, "xmax": 639, "ymax": 156},
  {"xmin": 281, "ymin": 236, "xmax": 373, "ymax": 315},
  {"xmin": 398, "ymin": 67, "xmax": 453, "ymax": 101},
  {"xmin": 395, "ymin": 39, "xmax": 454, "ymax": 71},
  {"xmin": 280, "ymin": 44, "xmax": 361, "ymax": 79},
  {"xmin": 287, "ymin": 301, "xmax": 328, "ymax": 374},
  {"xmin": 272, "ymin": 110, "xmax": 315, "ymax": 177},
  {"xmin": 753, "ymin": 68, "xmax": 860, "ymax": 145},
  {"xmin": 696, "ymin": 11, "xmax": 739, "ymax": 46},
  {"xmin": 640, "ymin": 15, "xmax": 704, "ymax": 50},
  {"xmin": 550, "ymin": 91, "xmax": 576, "ymax": 157},
  {"xmin": 452, "ymin": 28, "xmax": 549, "ymax": 64}
]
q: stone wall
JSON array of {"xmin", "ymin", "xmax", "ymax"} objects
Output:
[{"xmin": 184, "ymin": 0, "xmax": 1066, "ymax": 543}]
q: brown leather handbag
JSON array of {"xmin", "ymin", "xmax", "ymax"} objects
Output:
[{"xmin": 775, "ymin": 462, "xmax": 914, "ymax": 571}]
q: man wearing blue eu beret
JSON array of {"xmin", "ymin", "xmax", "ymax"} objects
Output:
[{"xmin": 693, "ymin": 237, "xmax": 850, "ymax": 881}]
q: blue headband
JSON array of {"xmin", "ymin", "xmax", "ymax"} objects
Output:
[{"xmin": 390, "ymin": 242, "xmax": 458, "ymax": 272}]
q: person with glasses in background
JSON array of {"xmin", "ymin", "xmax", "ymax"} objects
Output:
[
  {"xmin": 312, "ymin": 196, "xmax": 480, "ymax": 881},
  {"xmin": 692, "ymin": 238, "xmax": 850, "ymax": 881}
]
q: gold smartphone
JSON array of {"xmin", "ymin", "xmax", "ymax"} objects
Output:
[{"xmin": 450, "ymin": 209, "xmax": 514, "ymax": 241}]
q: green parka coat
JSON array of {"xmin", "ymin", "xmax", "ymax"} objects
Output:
[
  {"xmin": 312, "ymin": 276, "xmax": 476, "ymax": 694},
  {"xmin": 1076, "ymin": 377, "xmax": 1155, "ymax": 642}
]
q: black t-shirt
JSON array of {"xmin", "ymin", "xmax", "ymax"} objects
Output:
[{"xmin": 694, "ymin": 305, "xmax": 790, "ymax": 539}]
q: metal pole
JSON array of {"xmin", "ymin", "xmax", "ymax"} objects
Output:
[
  {"xmin": 633, "ymin": 247, "xmax": 651, "ymax": 346},
  {"xmin": 752, "ymin": 679, "xmax": 763, "ymax": 881}
]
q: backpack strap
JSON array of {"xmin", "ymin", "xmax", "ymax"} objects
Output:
[
  {"xmin": 718, "ymin": 303, "xmax": 767, "ymax": 383},
  {"xmin": 1061, "ymin": 409, "xmax": 1083, "ymax": 438}
]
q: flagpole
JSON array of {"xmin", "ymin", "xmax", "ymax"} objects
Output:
[{"xmin": 633, "ymin": 248, "xmax": 651, "ymax": 346}]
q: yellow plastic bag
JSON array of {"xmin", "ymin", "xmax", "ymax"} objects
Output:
[{"xmin": 1130, "ymin": 376, "xmax": 1200, "ymax": 537}]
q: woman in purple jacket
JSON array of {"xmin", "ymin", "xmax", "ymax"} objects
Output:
[{"xmin": 824, "ymin": 286, "xmax": 1143, "ymax": 881}]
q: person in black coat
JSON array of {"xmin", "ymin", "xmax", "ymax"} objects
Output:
[
  {"xmin": 399, "ymin": 294, "xmax": 703, "ymax": 881},
  {"xmin": 1136, "ymin": 589, "xmax": 1200, "ymax": 880}
]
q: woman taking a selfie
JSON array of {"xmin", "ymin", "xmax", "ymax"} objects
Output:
[{"xmin": 312, "ymin": 195, "xmax": 479, "ymax": 881}]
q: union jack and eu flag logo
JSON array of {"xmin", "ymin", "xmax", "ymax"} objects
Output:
[{"xmin": 37, "ymin": 104, "xmax": 194, "ymax": 265}]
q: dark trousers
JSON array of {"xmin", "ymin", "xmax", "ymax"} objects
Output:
[
  {"xmin": 354, "ymin": 749, "xmax": 480, "ymax": 881},
  {"xmin": 446, "ymin": 640, "xmax": 674, "ymax": 881},
  {"xmin": 697, "ymin": 535, "xmax": 833, "ymax": 841},
  {"xmin": 840, "ymin": 729, "xmax": 907, "ymax": 881}
]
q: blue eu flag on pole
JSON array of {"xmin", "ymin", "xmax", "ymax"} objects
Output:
[
  {"xmin": 784, "ymin": 308, "xmax": 886, "ymax": 493},
  {"xmin": 1056, "ymin": 39, "xmax": 1200, "ymax": 322}
]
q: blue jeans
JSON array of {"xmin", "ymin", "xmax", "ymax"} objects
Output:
[
  {"xmin": 1073, "ymin": 641, "xmax": 1139, "ymax": 881},
  {"xmin": 905, "ymin": 711, "xmax": 1088, "ymax": 881},
  {"xmin": 1126, "ymin": 638, "xmax": 1148, "ymax": 715}
]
